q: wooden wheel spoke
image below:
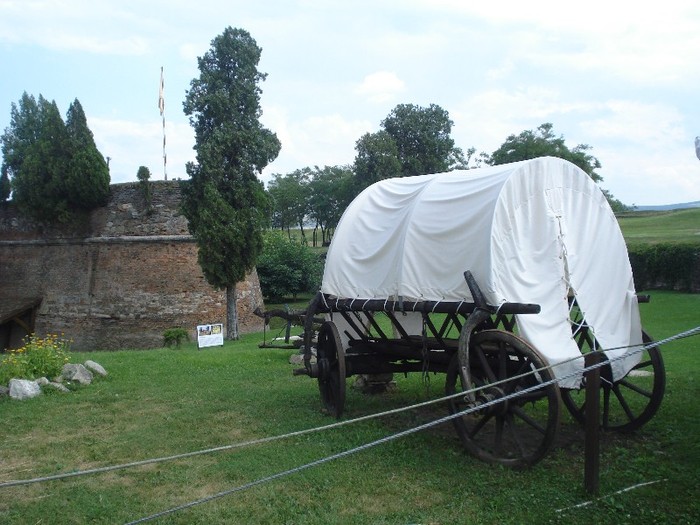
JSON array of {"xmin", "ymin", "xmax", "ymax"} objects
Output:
[
  {"xmin": 612, "ymin": 384, "xmax": 636, "ymax": 422},
  {"xmin": 617, "ymin": 378, "xmax": 653, "ymax": 398},
  {"xmin": 506, "ymin": 414, "xmax": 527, "ymax": 457},
  {"xmin": 468, "ymin": 412, "xmax": 494, "ymax": 439},
  {"xmin": 510, "ymin": 405, "xmax": 547, "ymax": 435},
  {"xmin": 602, "ymin": 387, "xmax": 611, "ymax": 428},
  {"xmin": 475, "ymin": 345, "xmax": 497, "ymax": 383},
  {"xmin": 633, "ymin": 358, "xmax": 653, "ymax": 370},
  {"xmin": 494, "ymin": 416, "xmax": 505, "ymax": 454},
  {"xmin": 514, "ymin": 388, "xmax": 547, "ymax": 403},
  {"xmin": 498, "ymin": 342, "xmax": 507, "ymax": 380}
]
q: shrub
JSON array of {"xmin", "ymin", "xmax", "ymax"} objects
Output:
[
  {"xmin": 137, "ymin": 165, "xmax": 152, "ymax": 212},
  {"xmin": 0, "ymin": 334, "xmax": 72, "ymax": 383},
  {"xmin": 163, "ymin": 328, "xmax": 189, "ymax": 348},
  {"xmin": 257, "ymin": 230, "xmax": 324, "ymax": 300},
  {"xmin": 628, "ymin": 242, "xmax": 700, "ymax": 292}
]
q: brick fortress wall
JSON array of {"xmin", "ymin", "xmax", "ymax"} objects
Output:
[{"xmin": 0, "ymin": 181, "xmax": 264, "ymax": 350}]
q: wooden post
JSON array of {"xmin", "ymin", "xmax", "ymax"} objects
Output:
[{"xmin": 584, "ymin": 351, "xmax": 601, "ymax": 494}]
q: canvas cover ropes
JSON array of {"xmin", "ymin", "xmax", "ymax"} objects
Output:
[{"xmin": 321, "ymin": 157, "xmax": 642, "ymax": 388}]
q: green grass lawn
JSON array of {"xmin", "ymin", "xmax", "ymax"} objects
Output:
[
  {"xmin": 617, "ymin": 208, "xmax": 700, "ymax": 245},
  {"xmin": 1, "ymin": 292, "xmax": 698, "ymax": 524}
]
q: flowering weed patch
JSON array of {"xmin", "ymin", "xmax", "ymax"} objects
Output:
[{"xmin": 0, "ymin": 334, "xmax": 72, "ymax": 383}]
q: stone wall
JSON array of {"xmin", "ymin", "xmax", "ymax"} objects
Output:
[{"xmin": 0, "ymin": 181, "xmax": 265, "ymax": 350}]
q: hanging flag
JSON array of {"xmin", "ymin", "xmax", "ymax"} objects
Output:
[
  {"xmin": 159, "ymin": 66, "xmax": 167, "ymax": 180},
  {"xmin": 158, "ymin": 67, "xmax": 165, "ymax": 115}
]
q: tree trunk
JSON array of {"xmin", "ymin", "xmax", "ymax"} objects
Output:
[
  {"xmin": 226, "ymin": 283, "xmax": 239, "ymax": 340},
  {"xmin": 298, "ymin": 219, "xmax": 306, "ymax": 244}
]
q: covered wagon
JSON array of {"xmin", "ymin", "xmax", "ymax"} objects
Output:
[{"xmin": 293, "ymin": 156, "xmax": 664, "ymax": 467}]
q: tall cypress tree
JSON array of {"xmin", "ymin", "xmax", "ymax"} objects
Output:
[
  {"xmin": 65, "ymin": 99, "xmax": 110, "ymax": 209},
  {"xmin": 182, "ymin": 27, "xmax": 280, "ymax": 340}
]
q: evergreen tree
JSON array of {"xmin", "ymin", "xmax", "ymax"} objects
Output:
[
  {"xmin": 1, "ymin": 93, "xmax": 110, "ymax": 221},
  {"xmin": 64, "ymin": 99, "xmax": 110, "ymax": 209},
  {"xmin": 136, "ymin": 165, "xmax": 152, "ymax": 211},
  {"xmin": 0, "ymin": 169, "xmax": 10, "ymax": 202},
  {"xmin": 182, "ymin": 27, "xmax": 280, "ymax": 340},
  {"xmin": 10, "ymin": 96, "xmax": 73, "ymax": 222}
]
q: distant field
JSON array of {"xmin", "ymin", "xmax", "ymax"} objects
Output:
[
  {"xmin": 280, "ymin": 208, "xmax": 700, "ymax": 247},
  {"xmin": 617, "ymin": 208, "xmax": 700, "ymax": 245}
]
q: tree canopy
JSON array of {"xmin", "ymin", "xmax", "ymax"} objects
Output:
[
  {"xmin": 0, "ymin": 93, "xmax": 110, "ymax": 221},
  {"xmin": 353, "ymin": 103, "xmax": 465, "ymax": 190},
  {"xmin": 181, "ymin": 27, "xmax": 280, "ymax": 339},
  {"xmin": 488, "ymin": 122, "xmax": 602, "ymax": 183},
  {"xmin": 354, "ymin": 130, "xmax": 401, "ymax": 188},
  {"xmin": 268, "ymin": 168, "xmax": 311, "ymax": 241},
  {"xmin": 382, "ymin": 103, "xmax": 463, "ymax": 176},
  {"xmin": 307, "ymin": 165, "xmax": 355, "ymax": 245},
  {"xmin": 487, "ymin": 122, "xmax": 629, "ymax": 211}
]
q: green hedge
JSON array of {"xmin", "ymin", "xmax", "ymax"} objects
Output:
[{"xmin": 628, "ymin": 243, "xmax": 700, "ymax": 292}]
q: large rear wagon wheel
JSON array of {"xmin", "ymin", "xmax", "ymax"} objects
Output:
[
  {"xmin": 562, "ymin": 331, "xmax": 665, "ymax": 433},
  {"xmin": 445, "ymin": 330, "xmax": 560, "ymax": 468},
  {"xmin": 316, "ymin": 321, "xmax": 346, "ymax": 418}
]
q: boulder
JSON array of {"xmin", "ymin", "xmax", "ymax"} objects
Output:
[
  {"xmin": 9, "ymin": 379, "xmax": 42, "ymax": 400},
  {"xmin": 62, "ymin": 363, "xmax": 94, "ymax": 385},
  {"xmin": 44, "ymin": 381, "xmax": 70, "ymax": 393},
  {"xmin": 84, "ymin": 360, "xmax": 107, "ymax": 377},
  {"xmin": 0, "ymin": 385, "xmax": 9, "ymax": 397}
]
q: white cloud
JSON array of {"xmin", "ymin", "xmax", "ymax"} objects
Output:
[
  {"xmin": 355, "ymin": 71, "xmax": 406, "ymax": 104},
  {"xmin": 89, "ymin": 116, "xmax": 194, "ymax": 183},
  {"xmin": 261, "ymin": 109, "xmax": 372, "ymax": 181},
  {"xmin": 600, "ymin": 149, "xmax": 700, "ymax": 206},
  {"xmin": 0, "ymin": 0, "xmax": 152, "ymax": 54},
  {"xmin": 422, "ymin": 0, "xmax": 700, "ymax": 84},
  {"xmin": 450, "ymin": 87, "xmax": 599, "ymax": 153},
  {"xmin": 581, "ymin": 100, "xmax": 686, "ymax": 147}
]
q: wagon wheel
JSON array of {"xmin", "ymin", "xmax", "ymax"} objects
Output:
[
  {"xmin": 445, "ymin": 330, "xmax": 560, "ymax": 468},
  {"xmin": 561, "ymin": 330, "xmax": 665, "ymax": 433},
  {"xmin": 316, "ymin": 321, "xmax": 346, "ymax": 418}
]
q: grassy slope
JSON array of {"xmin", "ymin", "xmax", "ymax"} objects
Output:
[
  {"xmin": 0, "ymin": 292, "xmax": 698, "ymax": 525},
  {"xmin": 617, "ymin": 208, "xmax": 700, "ymax": 245}
]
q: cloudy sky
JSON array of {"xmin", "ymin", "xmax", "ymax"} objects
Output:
[{"xmin": 1, "ymin": 0, "xmax": 698, "ymax": 206}]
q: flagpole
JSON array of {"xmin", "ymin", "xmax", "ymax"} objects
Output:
[{"xmin": 159, "ymin": 67, "xmax": 167, "ymax": 180}]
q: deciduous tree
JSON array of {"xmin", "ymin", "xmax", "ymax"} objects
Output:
[
  {"xmin": 267, "ymin": 169, "xmax": 311, "ymax": 241},
  {"xmin": 381, "ymin": 103, "xmax": 463, "ymax": 177},
  {"xmin": 488, "ymin": 122, "xmax": 602, "ymax": 182},
  {"xmin": 353, "ymin": 130, "xmax": 401, "ymax": 189},
  {"xmin": 488, "ymin": 122, "xmax": 629, "ymax": 211},
  {"xmin": 353, "ymin": 103, "xmax": 465, "ymax": 189},
  {"xmin": 308, "ymin": 165, "xmax": 355, "ymax": 245}
]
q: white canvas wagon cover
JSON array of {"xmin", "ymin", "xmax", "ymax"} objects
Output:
[{"xmin": 322, "ymin": 157, "xmax": 642, "ymax": 387}]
